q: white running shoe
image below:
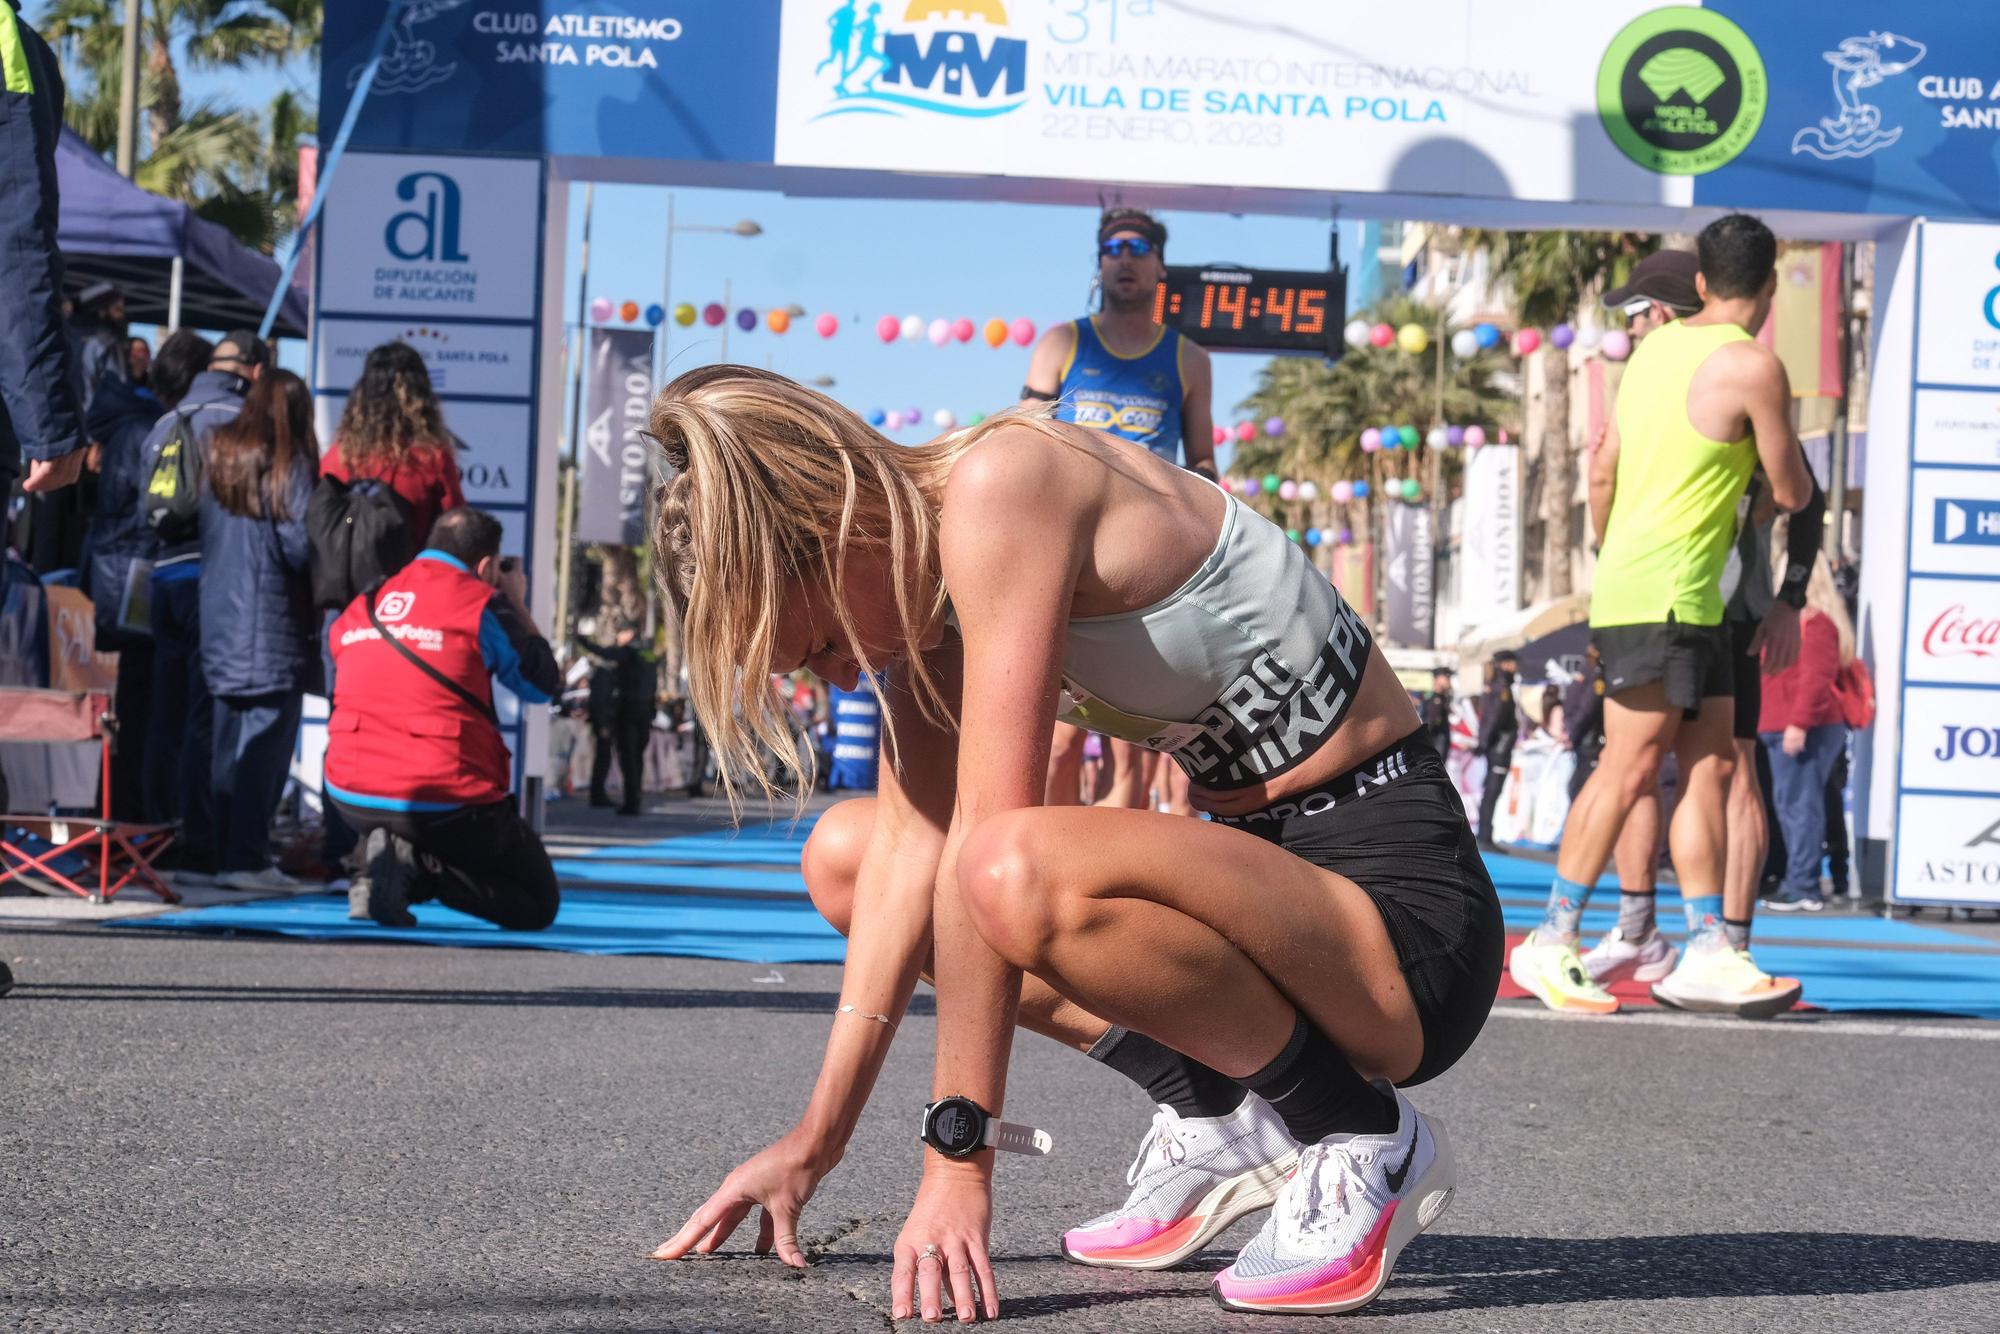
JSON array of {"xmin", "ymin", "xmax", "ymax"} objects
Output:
[
  {"xmin": 1061, "ymin": 1096, "xmax": 1299, "ymax": 1271},
  {"xmin": 1650, "ymin": 940, "xmax": 1802, "ymax": 1019},
  {"xmin": 214, "ymin": 865, "xmax": 309, "ymax": 894},
  {"xmin": 1212, "ymin": 1083, "xmax": 1456, "ymax": 1315},
  {"xmin": 1581, "ymin": 926, "xmax": 1679, "ymax": 986}
]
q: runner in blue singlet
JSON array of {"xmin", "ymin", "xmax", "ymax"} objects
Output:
[{"xmin": 1025, "ymin": 208, "xmax": 1216, "ymax": 812}]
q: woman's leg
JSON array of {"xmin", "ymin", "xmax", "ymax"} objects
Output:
[{"xmin": 953, "ymin": 806, "xmax": 1424, "ymax": 1086}]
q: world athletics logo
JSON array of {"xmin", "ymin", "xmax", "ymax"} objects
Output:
[{"xmin": 809, "ymin": 0, "xmax": 1027, "ymax": 120}]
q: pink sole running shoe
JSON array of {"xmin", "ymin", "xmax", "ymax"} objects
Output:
[
  {"xmin": 1212, "ymin": 1084, "xmax": 1456, "ymax": 1315},
  {"xmin": 1062, "ymin": 1096, "xmax": 1299, "ymax": 1271}
]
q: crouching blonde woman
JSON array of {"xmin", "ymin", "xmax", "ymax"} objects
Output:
[{"xmin": 648, "ymin": 365, "xmax": 1502, "ymax": 1319}]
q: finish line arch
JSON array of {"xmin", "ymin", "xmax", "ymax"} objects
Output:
[{"xmin": 308, "ymin": 1, "xmax": 2000, "ymax": 906}]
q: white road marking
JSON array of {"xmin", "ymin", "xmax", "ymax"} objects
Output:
[{"xmin": 1486, "ymin": 1002, "xmax": 2000, "ymax": 1041}]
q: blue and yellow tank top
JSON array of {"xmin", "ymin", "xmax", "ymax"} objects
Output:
[{"xmin": 1056, "ymin": 317, "xmax": 1188, "ymax": 463}]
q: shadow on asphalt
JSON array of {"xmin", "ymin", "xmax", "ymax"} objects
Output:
[{"xmin": 5, "ymin": 980, "xmax": 935, "ymax": 1014}]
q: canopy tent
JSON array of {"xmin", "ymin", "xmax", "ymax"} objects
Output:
[{"xmin": 54, "ymin": 130, "xmax": 307, "ymax": 338}]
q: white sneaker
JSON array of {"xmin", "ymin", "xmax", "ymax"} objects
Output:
[
  {"xmin": 1213, "ymin": 1083, "xmax": 1456, "ymax": 1315},
  {"xmin": 1581, "ymin": 926, "xmax": 1679, "ymax": 986},
  {"xmin": 214, "ymin": 865, "xmax": 309, "ymax": 894},
  {"xmin": 1650, "ymin": 940, "xmax": 1802, "ymax": 1019},
  {"xmin": 1061, "ymin": 1096, "xmax": 1299, "ymax": 1270}
]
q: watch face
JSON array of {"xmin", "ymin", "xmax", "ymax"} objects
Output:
[{"xmin": 929, "ymin": 1098, "xmax": 982, "ymax": 1155}]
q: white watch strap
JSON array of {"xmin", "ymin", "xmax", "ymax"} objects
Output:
[{"xmin": 982, "ymin": 1117, "xmax": 1053, "ymax": 1156}]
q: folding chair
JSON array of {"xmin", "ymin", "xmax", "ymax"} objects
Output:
[{"xmin": 0, "ymin": 687, "xmax": 178, "ymax": 904}]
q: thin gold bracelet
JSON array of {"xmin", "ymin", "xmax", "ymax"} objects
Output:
[{"xmin": 836, "ymin": 1004, "xmax": 895, "ymax": 1029}]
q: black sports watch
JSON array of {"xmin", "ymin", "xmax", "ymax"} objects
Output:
[
  {"xmin": 919, "ymin": 1096, "xmax": 1053, "ymax": 1159},
  {"xmin": 1776, "ymin": 564, "xmax": 1809, "ymax": 609}
]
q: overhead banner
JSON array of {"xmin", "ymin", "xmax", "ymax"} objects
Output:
[
  {"xmin": 1458, "ymin": 445, "xmax": 1522, "ymax": 641},
  {"xmin": 576, "ymin": 328, "xmax": 655, "ymax": 546},
  {"xmin": 1383, "ymin": 501, "xmax": 1436, "ymax": 649},
  {"xmin": 1891, "ymin": 221, "xmax": 2000, "ymax": 907},
  {"xmin": 327, "ymin": 2, "xmax": 2000, "ymax": 219}
]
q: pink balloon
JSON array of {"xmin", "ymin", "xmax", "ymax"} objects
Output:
[
  {"xmin": 1601, "ymin": 329, "xmax": 1633, "ymax": 361},
  {"xmin": 1234, "ymin": 421, "xmax": 1256, "ymax": 443},
  {"xmin": 927, "ymin": 317, "xmax": 952, "ymax": 347},
  {"xmin": 1464, "ymin": 424, "xmax": 1487, "ymax": 448},
  {"xmin": 589, "ymin": 297, "xmax": 613, "ymax": 323},
  {"xmin": 1515, "ymin": 328, "xmax": 1542, "ymax": 355},
  {"xmin": 1211, "ymin": 425, "xmax": 1228, "ymax": 447},
  {"xmin": 816, "ymin": 313, "xmax": 839, "ymax": 338},
  {"xmin": 875, "ymin": 315, "xmax": 899, "ymax": 343},
  {"xmin": 951, "ymin": 317, "xmax": 975, "ymax": 343},
  {"xmin": 701, "ymin": 302, "xmax": 726, "ymax": 327},
  {"xmin": 1278, "ymin": 480, "xmax": 1298, "ymax": 501},
  {"xmin": 1360, "ymin": 428, "xmax": 1382, "ymax": 452},
  {"xmin": 1330, "ymin": 480, "xmax": 1354, "ymax": 503},
  {"xmin": 1369, "ymin": 323, "xmax": 1394, "ymax": 348},
  {"xmin": 884, "ymin": 410, "xmax": 904, "ymax": 429},
  {"xmin": 1009, "ymin": 317, "xmax": 1036, "ymax": 347}
]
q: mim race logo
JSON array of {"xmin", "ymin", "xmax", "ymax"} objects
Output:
[{"xmin": 808, "ymin": 0, "xmax": 1026, "ymax": 121}]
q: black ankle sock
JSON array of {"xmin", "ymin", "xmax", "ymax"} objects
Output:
[
  {"xmin": 1723, "ymin": 915, "xmax": 1753, "ymax": 951},
  {"xmin": 1235, "ymin": 1013, "xmax": 1397, "ymax": 1141},
  {"xmin": 1087, "ymin": 1026, "xmax": 1247, "ymax": 1119}
]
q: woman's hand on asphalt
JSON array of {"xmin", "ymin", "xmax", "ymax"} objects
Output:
[
  {"xmin": 892, "ymin": 1169, "xmax": 999, "ymax": 1323},
  {"xmin": 651, "ymin": 1129, "xmax": 831, "ymax": 1268}
]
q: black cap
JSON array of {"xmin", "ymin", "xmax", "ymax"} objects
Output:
[
  {"xmin": 1601, "ymin": 250, "xmax": 1699, "ymax": 315},
  {"xmin": 213, "ymin": 329, "xmax": 270, "ymax": 369}
]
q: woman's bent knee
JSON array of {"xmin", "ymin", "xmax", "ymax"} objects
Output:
[
  {"xmin": 802, "ymin": 798, "xmax": 875, "ymax": 933},
  {"xmin": 957, "ymin": 811, "xmax": 1060, "ymax": 965}
]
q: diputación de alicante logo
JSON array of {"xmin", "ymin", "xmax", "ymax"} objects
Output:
[
  {"xmin": 1598, "ymin": 6, "xmax": 1767, "ymax": 175},
  {"xmin": 809, "ymin": 0, "xmax": 1027, "ymax": 121}
]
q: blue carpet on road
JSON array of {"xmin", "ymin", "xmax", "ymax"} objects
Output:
[{"xmin": 116, "ymin": 827, "xmax": 2000, "ymax": 1018}]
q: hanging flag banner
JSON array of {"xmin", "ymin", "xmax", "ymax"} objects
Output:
[
  {"xmin": 577, "ymin": 327, "xmax": 656, "ymax": 546},
  {"xmin": 1384, "ymin": 501, "xmax": 1436, "ymax": 649},
  {"xmin": 1458, "ymin": 444, "xmax": 1522, "ymax": 639}
]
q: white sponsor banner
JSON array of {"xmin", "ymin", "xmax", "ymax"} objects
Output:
[
  {"xmin": 313, "ymin": 395, "xmax": 532, "ymax": 509},
  {"xmin": 1898, "ymin": 687, "xmax": 2000, "ymax": 792},
  {"xmin": 1457, "ymin": 444, "xmax": 1521, "ymax": 638},
  {"xmin": 1913, "ymin": 388, "xmax": 2000, "ymax": 467},
  {"xmin": 315, "ymin": 319, "xmax": 535, "ymax": 399},
  {"xmin": 772, "ymin": 1, "xmax": 1678, "ymax": 208},
  {"xmin": 1916, "ymin": 222, "xmax": 2000, "ymax": 390},
  {"xmin": 1894, "ymin": 793, "xmax": 2000, "ymax": 905},
  {"xmin": 1903, "ymin": 579, "xmax": 2000, "ymax": 686},
  {"xmin": 318, "ymin": 153, "xmax": 542, "ymax": 320},
  {"xmin": 1908, "ymin": 469, "xmax": 2000, "ymax": 577}
]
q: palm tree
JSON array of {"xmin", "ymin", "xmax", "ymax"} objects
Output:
[
  {"xmin": 39, "ymin": 0, "xmax": 315, "ymax": 252},
  {"xmin": 1458, "ymin": 229, "xmax": 1656, "ymax": 598},
  {"xmin": 1233, "ymin": 294, "xmax": 1516, "ymax": 616}
]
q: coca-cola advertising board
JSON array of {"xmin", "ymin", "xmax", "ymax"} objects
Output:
[{"xmin": 1890, "ymin": 220, "xmax": 2000, "ymax": 905}]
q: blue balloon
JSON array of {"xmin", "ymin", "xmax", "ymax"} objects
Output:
[
  {"xmin": 1353, "ymin": 480, "xmax": 1372, "ymax": 500},
  {"xmin": 1474, "ymin": 322, "xmax": 1500, "ymax": 349},
  {"xmin": 867, "ymin": 408, "xmax": 887, "ymax": 426},
  {"xmin": 644, "ymin": 303, "xmax": 666, "ymax": 327},
  {"xmin": 1304, "ymin": 527, "xmax": 1323, "ymax": 547}
]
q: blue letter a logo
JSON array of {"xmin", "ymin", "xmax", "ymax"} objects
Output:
[{"xmin": 385, "ymin": 171, "xmax": 468, "ymax": 262}]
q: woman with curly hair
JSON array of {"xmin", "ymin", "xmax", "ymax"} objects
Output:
[{"xmin": 321, "ymin": 341, "xmax": 465, "ymax": 558}]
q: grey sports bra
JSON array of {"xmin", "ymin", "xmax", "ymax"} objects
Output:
[{"xmin": 1052, "ymin": 491, "xmax": 1373, "ymax": 791}]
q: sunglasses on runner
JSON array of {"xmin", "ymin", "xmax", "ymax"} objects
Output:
[{"xmin": 1100, "ymin": 237, "xmax": 1154, "ymax": 258}]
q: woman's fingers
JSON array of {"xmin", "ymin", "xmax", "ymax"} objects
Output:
[
  {"xmin": 945, "ymin": 1241, "xmax": 978, "ymax": 1323},
  {"xmin": 972, "ymin": 1242, "xmax": 1000, "ymax": 1321},
  {"xmin": 694, "ymin": 1199, "xmax": 754, "ymax": 1254},
  {"xmin": 916, "ymin": 1244, "xmax": 945, "ymax": 1322},
  {"xmin": 768, "ymin": 1201, "xmax": 808, "ymax": 1269},
  {"xmin": 754, "ymin": 1209, "xmax": 775, "ymax": 1256},
  {"xmin": 652, "ymin": 1194, "xmax": 730, "ymax": 1260},
  {"xmin": 890, "ymin": 1244, "xmax": 916, "ymax": 1321}
]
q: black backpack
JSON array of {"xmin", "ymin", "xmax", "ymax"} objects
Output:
[
  {"xmin": 141, "ymin": 411, "xmax": 203, "ymax": 544},
  {"xmin": 307, "ymin": 474, "xmax": 415, "ymax": 610}
]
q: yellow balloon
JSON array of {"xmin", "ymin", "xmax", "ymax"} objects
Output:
[
  {"xmin": 1397, "ymin": 323, "xmax": 1430, "ymax": 355},
  {"xmin": 672, "ymin": 302, "xmax": 697, "ymax": 327}
]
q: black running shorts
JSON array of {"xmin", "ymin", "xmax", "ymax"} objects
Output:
[
  {"xmin": 1213, "ymin": 732, "xmax": 1503, "ymax": 1086},
  {"xmin": 1593, "ymin": 617, "xmax": 1735, "ymax": 719},
  {"xmin": 1728, "ymin": 617, "xmax": 1761, "ymax": 741}
]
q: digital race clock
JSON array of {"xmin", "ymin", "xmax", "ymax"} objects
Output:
[{"xmin": 1152, "ymin": 264, "xmax": 1348, "ymax": 357}]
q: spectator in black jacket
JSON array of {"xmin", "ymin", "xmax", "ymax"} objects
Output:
[
  {"xmin": 0, "ymin": 0, "xmax": 89, "ymax": 501},
  {"xmin": 1562, "ymin": 644, "xmax": 1607, "ymax": 802},
  {"xmin": 1422, "ymin": 668, "xmax": 1454, "ymax": 758},
  {"xmin": 1475, "ymin": 651, "xmax": 1520, "ymax": 849},
  {"xmin": 582, "ymin": 619, "xmax": 658, "ymax": 816}
]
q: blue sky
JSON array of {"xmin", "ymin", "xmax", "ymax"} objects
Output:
[{"xmin": 167, "ymin": 52, "xmax": 1379, "ymax": 475}]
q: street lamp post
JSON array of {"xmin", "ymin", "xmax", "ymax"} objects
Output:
[{"xmin": 659, "ymin": 194, "xmax": 762, "ymax": 383}]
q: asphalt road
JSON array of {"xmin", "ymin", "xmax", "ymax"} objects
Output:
[{"xmin": 6, "ymin": 870, "xmax": 2000, "ymax": 1331}]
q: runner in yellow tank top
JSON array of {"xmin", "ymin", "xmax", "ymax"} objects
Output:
[{"xmin": 1511, "ymin": 215, "xmax": 1817, "ymax": 1017}]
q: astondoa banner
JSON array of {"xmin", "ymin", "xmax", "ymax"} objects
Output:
[
  {"xmin": 324, "ymin": 1, "xmax": 2000, "ymax": 220},
  {"xmin": 576, "ymin": 327, "xmax": 655, "ymax": 546},
  {"xmin": 1457, "ymin": 445, "xmax": 1521, "ymax": 640},
  {"xmin": 1383, "ymin": 501, "xmax": 1436, "ymax": 649}
]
